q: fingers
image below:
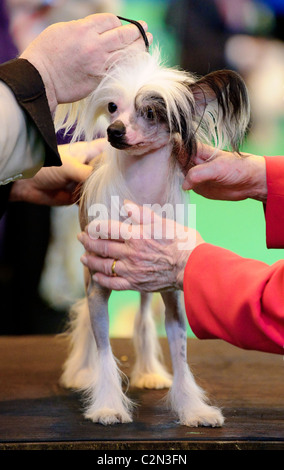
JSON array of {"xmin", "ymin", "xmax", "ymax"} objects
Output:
[
  {"xmin": 103, "ymin": 21, "xmax": 150, "ymax": 51},
  {"xmin": 87, "ymin": 216, "xmax": 144, "ymax": 242},
  {"xmin": 79, "ymin": 240, "xmax": 132, "ymax": 290},
  {"xmin": 183, "ymin": 160, "xmax": 219, "ymax": 190},
  {"xmin": 92, "ymin": 272, "xmax": 131, "ymax": 291},
  {"xmin": 183, "ymin": 143, "xmax": 219, "ymax": 190},
  {"xmin": 78, "ymin": 232, "xmax": 126, "ymax": 259},
  {"xmin": 71, "ymin": 161, "xmax": 93, "ymax": 183},
  {"xmin": 117, "ymin": 33, "xmax": 153, "ymax": 54},
  {"xmin": 86, "ymin": 220, "xmax": 124, "ymax": 242},
  {"xmin": 192, "ymin": 143, "xmax": 218, "ymax": 165},
  {"xmin": 57, "ymin": 154, "xmax": 93, "ymax": 183},
  {"xmin": 123, "ymin": 200, "xmax": 163, "ymax": 230},
  {"xmin": 79, "ymin": 238, "xmax": 133, "ymax": 290},
  {"xmin": 61, "ymin": 139, "xmax": 107, "ymax": 164},
  {"xmin": 81, "ymin": 252, "xmax": 115, "ymax": 276},
  {"xmin": 82, "ymin": 14, "xmax": 152, "ymax": 53},
  {"xmin": 84, "ymin": 13, "xmax": 152, "ymax": 51},
  {"xmin": 85, "ymin": 13, "xmax": 122, "ymax": 34},
  {"xmin": 86, "ymin": 138, "xmax": 107, "ymax": 162}
]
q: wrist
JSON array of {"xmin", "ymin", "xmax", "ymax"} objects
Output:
[
  {"xmin": 9, "ymin": 179, "xmax": 26, "ymax": 202},
  {"xmin": 245, "ymin": 154, "xmax": 267, "ymax": 202},
  {"xmin": 19, "ymin": 52, "xmax": 58, "ymax": 113},
  {"xmin": 175, "ymin": 229, "xmax": 205, "ymax": 290}
]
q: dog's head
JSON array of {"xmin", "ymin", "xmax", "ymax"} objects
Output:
[{"xmin": 55, "ymin": 48, "xmax": 250, "ymax": 173}]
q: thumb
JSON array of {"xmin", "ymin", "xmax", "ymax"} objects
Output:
[
  {"xmin": 122, "ymin": 200, "xmax": 143, "ymax": 224},
  {"xmin": 192, "ymin": 143, "xmax": 218, "ymax": 165},
  {"xmin": 182, "ymin": 160, "xmax": 219, "ymax": 190},
  {"xmin": 69, "ymin": 161, "xmax": 93, "ymax": 183},
  {"xmin": 123, "ymin": 199, "xmax": 161, "ymax": 225}
]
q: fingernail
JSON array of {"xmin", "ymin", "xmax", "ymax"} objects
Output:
[
  {"xmin": 182, "ymin": 181, "xmax": 190, "ymax": 191},
  {"xmin": 93, "ymin": 274, "xmax": 99, "ymax": 282},
  {"xmin": 139, "ymin": 20, "xmax": 147, "ymax": 30},
  {"xmin": 80, "ymin": 255, "xmax": 88, "ymax": 265},
  {"xmin": 147, "ymin": 32, "xmax": 153, "ymax": 43}
]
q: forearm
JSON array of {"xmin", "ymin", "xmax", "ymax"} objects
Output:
[
  {"xmin": 0, "ymin": 80, "xmax": 45, "ymax": 184},
  {"xmin": 0, "ymin": 58, "xmax": 61, "ymax": 170},
  {"xmin": 184, "ymin": 243, "xmax": 284, "ymax": 354}
]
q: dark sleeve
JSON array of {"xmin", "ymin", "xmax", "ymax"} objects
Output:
[
  {"xmin": 0, "ymin": 58, "xmax": 61, "ymax": 168},
  {"xmin": 0, "ymin": 58, "xmax": 62, "ymax": 217}
]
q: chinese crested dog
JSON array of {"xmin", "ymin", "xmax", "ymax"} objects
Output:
[{"xmin": 55, "ymin": 48, "xmax": 250, "ymax": 426}]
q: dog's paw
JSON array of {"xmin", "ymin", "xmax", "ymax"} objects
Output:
[
  {"xmin": 180, "ymin": 405, "xmax": 224, "ymax": 428},
  {"xmin": 131, "ymin": 372, "xmax": 172, "ymax": 389},
  {"xmin": 85, "ymin": 407, "xmax": 133, "ymax": 425}
]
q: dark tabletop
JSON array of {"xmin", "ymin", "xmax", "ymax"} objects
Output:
[{"xmin": 0, "ymin": 335, "xmax": 283, "ymax": 450}]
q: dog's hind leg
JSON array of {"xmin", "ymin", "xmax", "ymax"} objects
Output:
[
  {"xmin": 130, "ymin": 292, "xmax": 172, "ymax": 389},
  {"xmin": 83, "ymin": 278, "xmax": 133, "ymax": 424},
  {"xmin": 162, "ymin": 291, "xmax": 224, "ymax": 427}
]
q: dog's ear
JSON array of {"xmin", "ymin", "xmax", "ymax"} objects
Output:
[
  {"xmin": 190, "ymin": 69, "xmax": 250, "ymax": 151},
  {"xmin": 175, "ymin": 70, "xmax": 250, "ymax": 175}
]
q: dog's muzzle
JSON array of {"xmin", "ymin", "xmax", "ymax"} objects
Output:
[{"xmin": 107, "ymin": 121, "xmax": 129, "ymax": 149}]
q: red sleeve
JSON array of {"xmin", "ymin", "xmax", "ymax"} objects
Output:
[
  {"xmin": 184, "ymin": 243, "xmax": 284, "ymax": 355},
  {"xmin": 264, "ymin": 155, "xmax": 284, "ymax": 248}
]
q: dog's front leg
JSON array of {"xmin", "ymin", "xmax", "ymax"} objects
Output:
[
  {"xmin": 84, "ymin": 277, "xmax": 133, "ymax": 424},
  {"xmin": 162, "ymin": 291, "xmax": 224, "ymax": 427},
  {"xmin": 130, "ymin": 292, "xmax": 172, "ymax": 389}
]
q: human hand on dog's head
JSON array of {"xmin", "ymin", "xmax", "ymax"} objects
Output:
[
  {"xmin": 20, "ymin": 13, "xmax": 152, "ymax": 112},
  {"xmin": 78, "ymin": 201, "xmax": 204, "ymax": 292},
  {"xmin": 9, "ymin": 139, "xmax": 105, "ymax": 206},
  {"xmin": 183, "ymin": 144, "xmax": 267, "ymax": 202}
]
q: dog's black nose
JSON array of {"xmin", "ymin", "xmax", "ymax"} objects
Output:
[
  {"xmin": 107, "ymin": 120, "xmax": 126, "ymax": 140},
  {"xmin": 107, "ymin": 120, "xmax": 129, "ymax": 149}
]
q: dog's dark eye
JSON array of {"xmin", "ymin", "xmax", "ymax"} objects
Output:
[
  {"xmin": 146, "ymin": 107, "xmax": 154, "ymax": 120},
  {"xmin": 108, "ymin": 102, "xmax": 117, "ymax": 114}
]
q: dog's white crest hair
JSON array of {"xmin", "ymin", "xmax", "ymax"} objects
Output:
[
  {"xmin": 55, "ymin": 47, "xmax": 194, "ymax": 142},
  {"xmin": 55, "ymin": 46, "xmax": 250, "ymax": 161}
]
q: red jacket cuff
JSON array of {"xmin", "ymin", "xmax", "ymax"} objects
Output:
[{"xmin": 264, "ymin": 155, "xmax": 284, "ymax": 248}]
